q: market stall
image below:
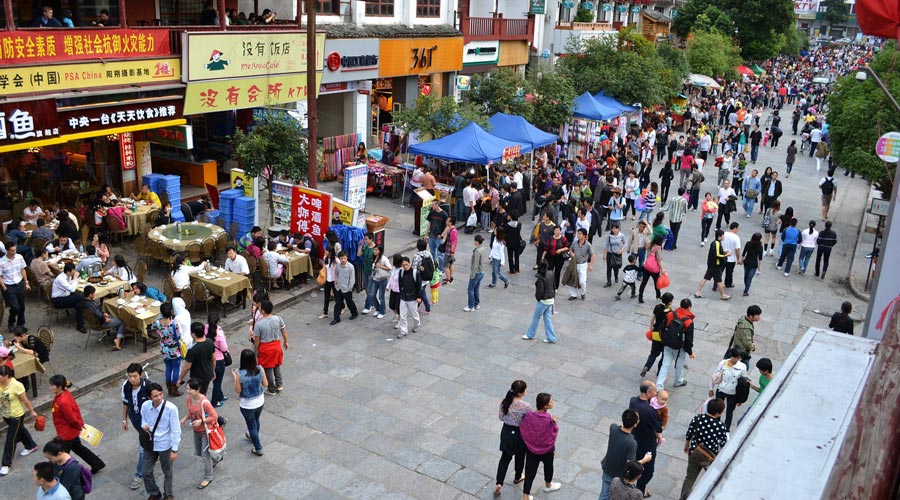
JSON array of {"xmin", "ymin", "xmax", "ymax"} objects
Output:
[{"xmin": 560, "ymin": 92, "xmax": 622, "ymax": 160}]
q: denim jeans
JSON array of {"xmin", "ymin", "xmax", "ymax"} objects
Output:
[
  {"xmin": 751, "ymin": 144, "xmax": 759, "ymax": 162},
  {"xmin": 656, "ymin": 346, "xmax": 686, "ymax": 390},
  {"xmin": 742, "ymin": 196, "xmax": 756, "ymax": 215},
  {"xmin": 428, "ymin": 236, "xmax": 445, "ymax": 272},
  {"xmin": 778, "ymin": 244, "xmax": 797, "ymax": 273},
  {"xmin": 135, "ymin": 446, "xmax": 145, "ymax": 478},
  {"xmin": 491, "ymin": 257, "xmax": 509, "ymax": 286},
  {"xmin": 638, "ymin": 208, "xmax": 653, "ymax": 223},
  {"xmin": 164, "ymin": 358, "xmax": 181, "ymax": 384},
  {"xmin": 598, "ymin": 471, "xmax": 614, "ymax": 500},
  {"xmin": 455, "ymin": 197, "xmax": 466, "ymax": 222},
  {"xmin": 525, "ymin": 301, "xmax": 556, "ymax": 342},
  {"xmin": 211, "ymin": 359, "xmax": 226, "ymax": 406},
  {"xmin": 240, "ymin": 406, "xmax": 264, "ymax": 451},
  {"xmin": 365, "ymin": 278, "xmax": 388, "ymax": 315},
  {"xmin": 419, "ymin": 284, "xmax": 431, "ymax": 312},
  {"xmin": 467, "ymin": 272, "xmax": 484, "ymax": 308},
  {"xmin": 743, "ymin": 265, "xmax": 758, "ymax": 294},
  {"xmin": 798, "ymin": 246, "xmax": 815, "ymax": 272}
]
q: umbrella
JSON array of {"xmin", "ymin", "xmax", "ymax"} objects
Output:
[
  {"xmin": 750, "ymin": 64, "xmax": 765, "ymax": 75},
  {"xmin": 736, "ymin": 65, "xmax": 754, "ymax": 76},
  {"xmin": 686, "ymin": 74, "xmax": 721, "ymax": 89}
]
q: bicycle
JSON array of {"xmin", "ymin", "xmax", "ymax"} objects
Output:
[{"xmin": 799, "ymin": 132, "xmax": 811, "ymax": 153}]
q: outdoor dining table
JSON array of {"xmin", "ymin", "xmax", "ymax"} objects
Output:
[
  {"xmin": 22, "ymin": 219, "xmax": 59, "ymax": 238},
  {"xmin": 279, "ymin": 249, "xmax": 313, "ymax": 282},
  {"xmin": 118, "ymin": 199, "xmax": 155, "ymax": 235},
  {"xmin": 190, "ymin": 267, "xmax": 252, "ymax": 303},
  {"xmin": 148, "ymin": 222, "xmax": 225, "ymax": 253},
  {"xmin": 46, "ymin": 253, "xmax": 129, "ymax": 299},
  {"xmin": 12, "ymin": 350, "xmax": 45, "ymax": 397},
  {"xmin": 102, "ymin": 293, "xmax": 163, "ymax": 352}
]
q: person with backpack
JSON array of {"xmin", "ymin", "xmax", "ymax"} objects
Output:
[
  {"xmin": 639, "ymin": 293, "xmax": 674, "ymax": 378},
  {"xmin": 49, "ymin": 375, "xmax": 105, "ymax": 474},
  {"xmin": 656, "ymin": 298, "xmax": 696, "ymax": 391},
  {"xmin": 396, "ymin": 257, "xmax": 422, "ymax": 337},
  {"xmin": 122, "ymin": 363, "xmax": 152, "ymax": 490},
  {"xmin": 43, "ymin": 439, "xmax": 90, "ymax": 500},
  {"xmin": 818, "ymin": 170, "xmax": 837, "ymax": 220},
  {"xmin": 412, "ymin": 239, "xmax": 435, "ymax": 314}
]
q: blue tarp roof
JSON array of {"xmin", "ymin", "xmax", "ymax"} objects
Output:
[
  {"xmin": 572, "ymin": 92, "xmax": 621, "ymax": 121},
  {"xmin": 408, "ymin": 122, "xmax": 532, "ymax": 164},
  {"xmin": 487, "ymin": 113, "xmax": 557, "ymax": 150},
  {"xmin": 592, "ymin": 91, "xmax": 638, "ymax": 113}
]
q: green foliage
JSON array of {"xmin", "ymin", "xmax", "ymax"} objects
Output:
[
  {"xmin": 392, "ymin": 93, "xmax": 488, "ymax": 139},
  {"xmin": 780, "ymin": 28, "xmax": 808, "ymax": 56},
  {"xmin": 686, "ymin": 30, "xmax": 741, "ymax": 79},
  {"xmin": 231, "ymin": 109, "xmax": 309, "ymax": 225},
  {"xmin": 557, "ymin": 32, "xmax": 676, "ymax": 107},
  {"xmin": 673, "ymin": 0, "xmax": 795, "ymax": 61},
  {"xmin": 574, "ymin": 4, "xmax": 595, "ymax": 22},
  {"xmin": 657, "ymin": 42, "xmax": 692, "ymax": 96},
  {"xmin": 467, "ymin": 68, "xmax": 531, "ymax": 118},
  {"xmin": 827, "ymin": 41, "xmax": 900, "ymax": 191},
  {"xmin": 820, "ymin": 0, "xmax": 851, "ymax": 26},
  {"xmin": 526, "ymin": 68, "xmax": 576, "ymax": 131}
]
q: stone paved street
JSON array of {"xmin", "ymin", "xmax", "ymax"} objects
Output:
[{"xmin": 0, "ymin": 109, "xmax": 872, "ymax": 499}]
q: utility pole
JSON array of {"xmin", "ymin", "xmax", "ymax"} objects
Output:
[{"xmin": 306, "ymin": 0, "xmax": 318, "ymax": 188}]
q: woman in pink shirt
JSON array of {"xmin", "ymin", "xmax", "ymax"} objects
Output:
[
  {"xmin": 207, "ymin": 313, "xmax": 229, "ymax": 408},
  {"xmin": 519, "ymin": 393, "xmax": 561, "ymax": 499}
]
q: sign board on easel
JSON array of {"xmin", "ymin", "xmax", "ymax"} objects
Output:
[
  {"xmin": 343, "ymin": 164, "xmax": 368, "ymax": 211},
  {"xmin": 333, "ymin": 198, "xmax": 364, "ymax": 228}
]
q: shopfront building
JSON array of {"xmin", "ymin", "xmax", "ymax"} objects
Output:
[{"xmin": 0, "ymin": 28, "xmax": 185, "ymax": 209}]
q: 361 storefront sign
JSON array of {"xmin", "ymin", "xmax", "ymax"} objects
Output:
[
  {"xmin": 57, "ymin": 98, "xmax": 185, "ymax": 136},
  {"xmin": 0, "ymin": 100, "xmax": 59, "ymax": 152},
  {"xmin": 182, "ymin": 31, "xmax": 325, "ymax": 82},
  {"xmin": 183, "ymin": 73, "xmax": 322, "ymax": 115},
  {"xmin": 0, "ymin": 29, "xmax": 171, "ymax": 65},
  {"xmin": 379, "ymin": 38, "xmax": 463, "ymax": 78},
  {"xmin": 0, "ymin": 58, "xmax": 181, "ymax": 96}
]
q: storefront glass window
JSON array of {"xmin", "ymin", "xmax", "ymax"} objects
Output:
[
  {"xmin": 416, "ymin": 0, "xmax": 441, "ymax": 18},
  {"xmin": 159, "ymin": 0, "xmax": 206, "ymax": 25},
  {"xmin": 365, "ymin": 0, "xmax": 395, "ymax": 17}
]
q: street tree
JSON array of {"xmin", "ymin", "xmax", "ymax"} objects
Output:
[
  {"xmin": 392, "ymin": 93, "xmax": 488, "ymax": 140},
  {"xmin": 820, "ymin": 0, "xmax": 851, "ymax": 32},
  {"xmin": 231, "ymin": 109, "xmax": 309, "ymax": 226},
  {"xmin": 467, "ymin": 68, "xmax": 531, "ymax": 118},
  {"xmin": 827, "ymin": 41, "xmax": 900, "ymax": 192},
  {"xmin": 672, "ymin": 0, "xmax": 733, "ymax": 38},
  {"xmin": 526, "ymin": 68, "xmax": 576, "ymax": 131},
  {"xmin": 672, "ymin": 0, "xmax": 794, "ymax": 61},
  {"xmin": 686, "ymin": 30, "xmax": 741, "ymax": 80}
]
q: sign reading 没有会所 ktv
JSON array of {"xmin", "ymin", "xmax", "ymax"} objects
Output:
[
  {"xmin": 182, "ymin": 31, "xmax": 325, "ymax": 82},
  {"xmin": 0, "ymin": 29, "xmax": 171, "ymax": 65},
  {"xmin": 0, "ymin": 58, "xmax": 181, "ymax": 96},
  {"xmin": 183, "ymin": 73, "xmax": 323, "ymax": 115}
]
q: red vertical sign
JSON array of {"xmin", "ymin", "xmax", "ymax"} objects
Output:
[
  {"xmin": 290, "ymin": 186, "xmax": 332, "ymax": 245},
  {"xmin": 119, "ymin": 132, "xmax": 136, "ymax": 170}
]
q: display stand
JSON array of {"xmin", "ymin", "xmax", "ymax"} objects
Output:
[
  {"xmin": 321, "ymin": 133, "xmax": 361, "ymax": 181},
  {"xmin": 413, "ymin": 188, "xmax": 434, "ymax": 236}
]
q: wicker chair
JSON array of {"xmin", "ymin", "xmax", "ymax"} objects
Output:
[
  {"xmin": 256, "ymin": 257, "xmax": 286, "ymax": 292},
  {"xmin": 201, "ymin": 238, "xmax": 217, "ymax": 264},
  {"xmin": 134, "ymin": 260, "xmax": 148, "ymax": 283},
  {"xmin": 35, "ymin": 325, "xmax": 56, "ymax": 375},
  {"xmin": 83, "ymin": 311, "xmax": 113, "ymax": 349},
  {"xmin": 159, "ymin": 191, "xmax": 169, "ymax": 210},
  {"xmin": 244, "ymin": 254, "xmax": 258, "ymax": 279},
  {"xmin": 146, "ymin": 209, "xmax": 160, "ymax": 226},
  {"xmin": 190, "ymin": 280, "xmax": 219, "ymax": 316},
  {"xmin": 186, "ymin": 242, "xmax": 203, "ymax": 263},
  {"xmin": 215, "ymin": 232, "xmax": 229, "ymax": 261},
  {"xmin": 42, "ymin": 282, "xmax": 68, "ymax": 322},
  {"xmin": 228, "ymin": 222, "xmax": 241, "ymax": 245},
  {"xmin": 133, "ymin": 236, "xmax": 150, "ymax": 264},
  {"xmin": 29, "ymin": 237, "xmax": 48, "ymax": 256},
  {"xmin": 106, "ymin": 214, "xmax": 128, "ymax": 243},
  {"xmin": 162, "ymin": 276, "xmax": 176, "ymax": 300},
  {"xmin": 153, "ymin": 240, "xmax": 174, "ymax": 268},
  {"xmin": 180, "ymin": 283, "xmax": 194, "ymax": 310},
  {"xmin": 117, "ymin": 306, "xmax": 142, "ymax": 350},
  {"xmin": 25, "ymin": 267, "xmax": 40, "ymax": 298},
  {"xmin": 196, "ymin": 213, "xmax": 210, "ymax": 224},
  {"xmin": 213, "ymin": 216, "xmax": 226, "ymax": 229}
]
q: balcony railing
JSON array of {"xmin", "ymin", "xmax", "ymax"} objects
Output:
[{"xmin": 459, "ymin": 15, "xmax": 535, "ymax": 42}]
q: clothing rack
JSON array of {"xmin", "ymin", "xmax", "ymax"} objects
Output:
[{"xmin": 321, "ymin": 133, "xmax": 361, "ymax": 181}]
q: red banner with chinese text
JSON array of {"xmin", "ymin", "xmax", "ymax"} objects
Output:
[
  {"xmin": 120, "ymin": 132, "xmax": 136, "ymax": 170},
  {"xmin": 290, "ymin": 186, "xmax": 332, "ymax": 245},
  {"xmin": 0, "ymin": 29, "xmax": 171, "ymax": 65}
]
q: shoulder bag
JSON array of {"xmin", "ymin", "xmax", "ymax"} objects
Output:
[
  {"xmin": 690, "ymin": 443, "xmax": 717, "ymax": 468},
  {"xmin": 139, "ymin": 401, "xmax": 167, "ymax": 451},
  {"xmin": 643, "ymin": 247, "xmax": 660, "ymax": 274},
  {"xmin": 201, "ymin": 400, "xmax": 227, "ymax": 463}
]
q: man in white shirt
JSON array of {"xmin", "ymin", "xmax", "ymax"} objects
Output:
[
  {"xmin": 462, "ymin": 179, "xmax": 479, "ymax": 230},
  {"xmin": 818, "ymin": 170, "xmax": 837, "ymax": 220},
  {"xmin": 51, "ymin": 262, "xmax": 87, "ymax": 331},
  {"xmin": 513, "ymin": 168, "xmax": 524, "ymax": 192},
  {"xmin": 23, "ymin": 200, "xmax": 43, "ymax": 222},
  {"xmin": 721, "ymin": 222, "xmax": 742, "ymax": 289},
  {"xmin": 809, "ymin": 126, "xmax": 822, "ymax": 157},
  {"xmin": 140, "ymin": 384, "xmax": 181, "ymax": 500},
  {"xmin": 0, "ymin": 243, "xmax": 30, "ymax": 331},
  {"xmin": 224, "ymin": 245, "xmax": 250, "ymax": 308},
  {"xmin": 716, "ymin": 180, "xmax": 737, "ymax": 231}
]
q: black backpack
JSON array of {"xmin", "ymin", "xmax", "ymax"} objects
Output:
[
  {"xmin": 735, "ymin": 376, "xmax": 751, "ymax": 404},
  {"xmin": 820, "ymin": 177, "xmax": 835, "ymax": 196},
  {"xmin": 662, "ymin": 316, "xmax": 686, "ymax": 350},
  {"xmin": 418, "ymin": 254, "xmax": 434, "ymax": 284}
]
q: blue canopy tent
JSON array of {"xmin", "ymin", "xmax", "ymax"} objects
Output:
[
  {"xmin": 592, "ymin": 91, "xmax": 638, "ymax": 114},
  {"xmin": 408, "ymin": 122, "xmax": 532, "ymax": 164},
  {"xmin": 487, "ymin": 113, "xmax": 557, "ymax": 150},
  {"xmin": 572, "ymin": 92, "xmax": 622, "ymax": 121}
]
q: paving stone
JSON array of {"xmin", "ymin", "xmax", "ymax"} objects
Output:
[
  {"xmin": 417, "ymin": 455, "xmax": 463, "ymax": 481},
  {"xmin": 447, "ymin": 467, "xmax": 492, "ymax": 496}
]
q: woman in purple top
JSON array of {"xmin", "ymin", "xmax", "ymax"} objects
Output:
[
  {"xmin": 494, "ymin": 380, "xmax": 532, "ymax": 497},
  {"xmin": 519, "ymin": 393, "xmax": 561, "ymax": 499}
]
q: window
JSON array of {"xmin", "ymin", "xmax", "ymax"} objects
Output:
[
  {"xmin": 365, "ymin": 0, "xmax": 395, "ymax": 17},
  {"xmin": 303, "ymin": 1, "xmax": 351, "ymax": 15},
  {"xmin": 417, "ymin": 0, "xmax": 441, "ymax": 18}
]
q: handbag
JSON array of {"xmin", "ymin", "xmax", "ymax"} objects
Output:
[
  {"xmin": 656, "ymin": 272, "xmax": 670, "ymax": 289},
  {"xmin": 201, "ymin": 400, "xmax": 227, "ymax": 463},
  {"xmin": 178, "ymin": 339, "xmax": 188, "ymax": 358},
  {"xmin": 746, "ymin": 188, "xmax": 759, "ymax": 199},
  {"xmin": 761, "ymin": 212, "xmax": 771, "ymax": 229},
  {"xmin": 222, "ymin": 350, "xmax": 233, "ymax": 367},
  {"xmin": 689, "ymin": 443, "xmax": 717, "ymax": 468},
  {"xmin": 437, "ymin": 242, "xmax": 446, "ymax": 253},
  {"xmin": 139, "ymin": 401, "xmax": 167, "ymax": 452},
  {"xmin": 644, "ymin": 250, "xmax": 660, "ymax": 274},
  {"xmin": 316, "ymin": 267, "xmax": 326, "ymax": 286}
]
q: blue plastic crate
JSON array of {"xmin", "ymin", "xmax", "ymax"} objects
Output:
[
  {"xmin": 219, "ymin": 189, "xmax": 242, "ymax": 200},
  {"xmin": 161, "ymin": 175, "xmax": 181, "ymax": 185}
]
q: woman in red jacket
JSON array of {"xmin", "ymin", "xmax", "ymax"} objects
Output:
[{"xmin": 49, "ymin": 374, "xmax": 105, "ymax": 474}]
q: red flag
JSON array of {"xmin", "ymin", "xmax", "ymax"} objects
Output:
[{"xmin": 856, "ymin": 0, "xmax": 900, "ymax": 39}]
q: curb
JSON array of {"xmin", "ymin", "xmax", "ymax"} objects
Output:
[{"xmin": 848, "ymin": 184, "xmax": 873, "ymax": 302}]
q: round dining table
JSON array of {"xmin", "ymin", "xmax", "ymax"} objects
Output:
[{"xmin": 148, "ymin": 222, "xmax": 225, "ymax": 253}]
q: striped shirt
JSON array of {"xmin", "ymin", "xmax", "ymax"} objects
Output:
[
  {"xmin": 0, "ymin": 254, "xmax": 26, "ymax": 285},
  {"xmin": 663, "ymin": 196, "xmax": 688, "ymax": 223}
]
